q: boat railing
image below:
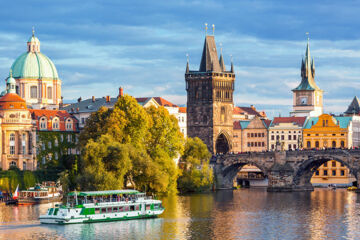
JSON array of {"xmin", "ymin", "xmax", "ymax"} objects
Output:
[{"xmin": 75, "ymin": 196, "xmax": 154, "ymax": 206}]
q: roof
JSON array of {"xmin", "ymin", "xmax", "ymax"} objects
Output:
[
  {"xmin": 239, "ymin": 121, "xmax": 250, "ymax": 129},
  {"xmin": 62, "ymin": 97, "xmax": 118, "ymax": 113},
  {"xmin": 233, "ymin": 106, "xmax": 263, "ymax": 117},
  {"xmin": 303, "ymin": 116, "xmax": 352, "ymax": 129},
  {"xmin": 67, "ymin": 190, "xmax": 140, "ymax": 197},
  {"xmin": 153, "ymin": 97, "xmax": 178, "ymax": 107},
  {"xmin": 179, "ymin": 107, "xmax": 186, "ymax": 113},
  {"xmin": 345, "ymin": 96, "xmax": 360, "ymax": 115},
  {"xmin": 199, "ymin": 35, "xmax": 222, "ymax": 72},
  {"xmin": 262, "ymin": 119, "xmax": 272, "ymax": 128},
  {"xmin": 0, "ymin": 93, "xmax": 27, "ymax": 110},
  {"xmin": 29, "ymin": 109, "xmax": 75, "ymax": 120},
  {"xmin": 270, "ymin": 117, "xmax": 307, "ymax": 127}
]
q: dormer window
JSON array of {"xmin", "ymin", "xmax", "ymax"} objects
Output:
[
  {"xmin": 40, "ymin": 117, "xmax": 47, "ymax": 130},
  {"xmin": 52, "ymin": 117, "xmax": 59, "ymax": 130},
  {"xmin": 65, "ymin": 118, "xmax": 73, "ymax": 131}
]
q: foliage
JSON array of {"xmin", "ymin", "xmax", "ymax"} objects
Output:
[
  {"xmin": 72, "ymin": 95, "xmax": 184, "ymax": 194},
  {"xmin": 178, "ymin": 137, "xmax": 213, "ymax": 192}
]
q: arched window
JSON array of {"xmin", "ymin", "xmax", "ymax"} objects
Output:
[
  {"xmin": 40, "ymin": 117, "xmax": 47, "ymax": 130},
  {"xmin": 30, "ymin": 86, "xmax": 37, "ymax": 98},
  {"xmin": 10, "ymin": 161, "xmax": 16, "ymax": 168},
  {"xmin": 47, "ymin": 86, "xmax": 52, "ymax": 99},
  {"xmin": 341, "ymin": 141, "xmax": 345, "ymax": 148},
  {"xmin": 23, "ymin": 161, "xmax": 26, "ymax": 170},
  {"xmin": 315, "ymin": 141, "xmax": 319, "ymax": 148},
  {"xmin": 52, "ymin": 118, "xmax": 59, "ymax": 130},
  {"xmin": 65, "ymin": 118, "xmax": 73, "ymax": 131},
  {"xmin": 9, "ymin": 133, "xmax": 15, "ymax": 154},
  {"xmin": 332, "ymin": 141, "xmax": 336, "ymax": 148}
]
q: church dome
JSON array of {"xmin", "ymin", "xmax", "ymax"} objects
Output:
[{"xmin": 10, "ymin": 30, "xmax": 59, "ymax": 80}]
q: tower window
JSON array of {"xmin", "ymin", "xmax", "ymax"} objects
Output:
[{"xmin": 47, "ymin": 87, "xmax": 52, "ymax": 99}]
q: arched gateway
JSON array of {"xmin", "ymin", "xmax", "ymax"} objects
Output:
[
  {"xmin": 215, "ymin": 133, "xmax": 230, "ymax": 154},
  {"xmin": 212, "ymin": 150, "xmax": 360, "ymax": 191}
]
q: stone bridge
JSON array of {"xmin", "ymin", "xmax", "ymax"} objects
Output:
[{"xmin": 212, "ymin": 149, "xmax": 360, "ymax": 191}]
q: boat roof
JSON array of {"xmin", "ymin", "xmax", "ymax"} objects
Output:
[{"xmin": 68, "ymin": 190, "xmax": 141, "ymax": 197}]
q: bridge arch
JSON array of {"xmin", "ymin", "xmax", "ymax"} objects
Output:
[{"xmin": 293, "ymin": 156, "xmax": 358, "ymax": 189}]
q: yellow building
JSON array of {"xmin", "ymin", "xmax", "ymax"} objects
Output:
[{"xmin": 303, "ymin": 114, "xmax": 356, "ymax": 186}]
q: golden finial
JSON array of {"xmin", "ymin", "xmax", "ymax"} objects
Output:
[
  {"xmin": 32, "ymin": 26, "xmax": 35, "ymax": 37},
  {"xmin": 205, "ymin": 23, "xmax": 208, "ymax": 35},
  {"xmin": 212, "ymin": 24, "xmax": 215, "ymax": 35}
]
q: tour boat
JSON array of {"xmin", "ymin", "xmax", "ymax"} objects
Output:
[
  {"xmin": 39, "ymin": 190, "xmax": 165, "ymax": 224},
  {"xmin": 18, "ymin": 182, "xmax": 62, "ymax": 205}
]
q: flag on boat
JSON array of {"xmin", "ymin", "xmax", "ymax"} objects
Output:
[{"xmin": 13, "ymin": 184, "xmax": 19, "ymax": 200}]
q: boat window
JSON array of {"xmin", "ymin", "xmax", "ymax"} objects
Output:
[
  {"xmin": 119, "ymin": 207, "xmax": 123, "ymax": 212},
  {"xmin": 125, "ymin": 206, "xmax": 129, "ymax": 212},
  {"xmin": 54, "ymin": 208, "xmax": 59, "ymax": 215},
  {"xmin": 113, "ymin": 207, "xmax": 118, "ymax": 213},
  {"xmin": 130, "ymin": 205, "xmax": 135, "ymax": 211},
  {"xmin": 135, "ymin": 205, "xmax": 140, "ymax": 211},
  {"xmin": 95, "ymin": 208, "xmax": 100, "ymax": 214},
  {"xmin": 107, "ymin": 207, "xmax": 112, "ymax": 213},
  {"xmin": 48, "ymin": 208, "xmax": 54, "ymax": 215},
  {"xmin": 146, "ymin": 204, "xmax": 151, "ymax": 210}
]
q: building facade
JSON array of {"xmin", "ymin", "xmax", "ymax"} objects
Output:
[
  {"xmin": 268, "ymin": 117, "xmax": 306, "ymax": 151},
  {"xmin": 0, "ymin": 73, "xmax": 36, "ymax": 170},
  {"xmin": 311, "ymin": 160, "xmax": 355, "ymax": 187},
  {"xmin": 186, "ymin": 34, "xmax": 235, "ymax": 153},
  {"xmin": 8, "ymin": 30, "xmax": 61, "ymax": 109},
  {"xmin": 291, "ymin": 38, "xmax": 323, "ymax": 117}
]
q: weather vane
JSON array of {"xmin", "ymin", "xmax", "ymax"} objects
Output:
[
  {"xmin": 212, "ymin": 24, "xmax": 215, "ymax": 35},
  {"xmin": 205, "ymin": 23, "xmax": 208, "ymax": 35}
]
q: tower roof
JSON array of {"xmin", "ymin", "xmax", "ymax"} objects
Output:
[
  {"xmin": 345, "ymin": 96, "xmax": 360, "ymax": 115},
  {"xmin": 293, "ymin": 38, "xmax": 320, "ymax": 91},
  {"xmin": 199, "ymin": 36, "xmax": 221, "ymax": 72}
]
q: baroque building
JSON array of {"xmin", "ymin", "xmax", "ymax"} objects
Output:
[
  {"xmin": 7, "ymin": 30, "xmax": 61, "ymax": 109},
  {"xmin": 291, "ymin": 38, "xmax": 323, "ymax": 117},
  {"xmin": 0, "ymin": 72, "xmax": 36, "ymax": 170},
  {"xmin": 185, "ymin": 34, "xmax": 235, "ymax": 153}
]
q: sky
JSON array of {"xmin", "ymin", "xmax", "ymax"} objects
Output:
[{"xmin": 1, "ymin": 0, "xmax": 360, "ymax": 118}]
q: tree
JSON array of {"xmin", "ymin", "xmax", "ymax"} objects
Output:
[{"xmin": 178, "ymin": 137, "xmax": 213, "ymax": 192}]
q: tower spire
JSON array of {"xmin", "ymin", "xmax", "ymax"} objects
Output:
[
  {"xmin": 186, "ymin": 53, "xmax": 189, "ymax": 73},
  {"xmin": 230, "ymin": 55, "xmax": 234, "ymax": 73},
  {"xmin": 219, "ymin": 43, "xmax": 225, "ymax": 72}
]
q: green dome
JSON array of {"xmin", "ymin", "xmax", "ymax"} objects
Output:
[{"xmin": 10, "ymin": 51, "xmax": 59, "ymax": 80}]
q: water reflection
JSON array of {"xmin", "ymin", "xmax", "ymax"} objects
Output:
[{"xmin": 1, "ymin": 189, "xmax": 360, "ymax": 240}]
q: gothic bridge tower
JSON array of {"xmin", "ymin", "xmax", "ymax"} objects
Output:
[{"xmin": 185, "ymin": 32, "xmax": 235, "ymax": 154}]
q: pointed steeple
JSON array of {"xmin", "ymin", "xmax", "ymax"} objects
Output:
[
  {"xmin": 230, "ymin": 55, "xmax": 234, "ymax": 73},
  {"xmin": 293, "ymin": 36, "xmax": 320, "ymax": 91},
  {"xmin": 199, "ymin": 36, "xmax": 221, "ymax": 72},
  {"xmin": 185, "ymin": 54, "xmax": 189, "ymax": 73},
  {"xmin": 219, "ymin": 43, "xmax": 226, "ymax": 72},
  {"xmin": 345, "ymin": 96, "xmax": 360, "ymax": 115}
]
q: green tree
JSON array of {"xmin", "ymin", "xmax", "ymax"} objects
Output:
[
  {"xmin": 178, "ymin": 137, "xmax": 213, "ymax": 192},
  {"xmin": 23, "ymin": 171, "xmax": 37, "ymax": 189}
]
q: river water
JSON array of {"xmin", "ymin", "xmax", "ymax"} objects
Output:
[{"xmin": 1, "ymin": 188, "xmax": 360, "ymax": 240}]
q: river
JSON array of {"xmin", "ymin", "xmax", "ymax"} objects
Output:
[{"xmin": 1, "ymin": 188, "xmax": 360, "ymax": 240}]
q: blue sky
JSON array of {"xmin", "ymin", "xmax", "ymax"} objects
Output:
[{"xmin": 1, "ymin": 0, "xmax": 360, "ymax": 118}]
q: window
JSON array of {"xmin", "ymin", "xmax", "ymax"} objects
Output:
[
  {"xmin": 22, "ymin": 133, "xmax": 26, "ymax": 154},
  {"xmin": 23, "ymin": 161, "xmax": 26, "ymax": 170},
  {"xmin": 47, "ymin": 86, "xmax": 52, "ymax": 99},
  {"xmin": 52, "ymin": 118, "xmax": 59, "ymax": 130},
  {"xmin": 9, "ymin": 133, "xmax": 15, "ymax": 154},
  {"xmin": 293, "ymin": 135, "xmax": 297, "ymax": 140},
  {"xmin": 81, "ymin": 118, "xmax": 85, "ymax": 124},
  {"xmin": 276, "ymin": 135, "xmax": 279, "ymax": 140},
  {"xmin": 323, "ymin": 170, "xmax": 328, "ymax": 176},
  {"xmin": 30, "ymin": 86, "xmax": 37, "ymax": 98},
  {"xmin": 288, "ymin": 135, "xmax": 291, "ymax": 140},
  {"xmin": 341, "ymin": 141, "xmax": 345, "ymax": 148},
  {"xmin": 288, "ymin": 144, "xmax": 291, "ymax": 150},
  {"xmin": 42, "ymin": 156, "xmax": 46, "ymax": 164},
  {"xmin": 341, "ymin": 163, "xmax": 344, "ymax": 167},
  {"xmin": 40, "ymin": 117, "xmax": 47, "ymax": 130},
  {"xmin": 307, "ymin": 141, "xmax": 311, "ymax": 148},
  {"xmin": 55, "ymin": 152, "xmax": 58, "ymax": 160},
  {"xmin": 281, "ymin": 135, "xmax": 284, "ymax": 140},
  {"xmin": 66, "ymin": 118, "xmax": 73, "ymax": 131},
  {"xmin": 10, "ymin": 161, "xmax": 16, "ymax": 167},
  {"xmin": 341, "ymin": 170, "xmax": 345, "ymax": 176},
  {"xmin": 68, "ymin": 134, "xmax": 72, "ymax": 142},
  {"xmin": 247, "ymin": 143, "xmax": 250, "ymax": 147},
  {"xmin": 324, "ymin": 162, "xmax": 327, "ymax": 167},
  {"xmin": 271, "ymin": 135, "xmax": 274, "ymax": 140},
  {"xmin": 315, "ymin": 170, "xmax": 319, "ymax": 176},
  {"xmin": 332, "ymin": 170, "xmax": 336, "ymax": 176},
  {"xmin": 251, "ymin": 133, "xmax": 254, "ymax": 138},
  {"xmin": 48, "ymin": 142, "xmax": 52, "ymax": 149},
  {"xmin": 271, "ymin": 144, "xmax": 274, "ymax": 149},
  {"xmin": 332, "ymin": 161, "xmax": 336, "ymax": 167},
  {"xmin": 293, "ymin": 144, "xmax": 296, "ymax": 149},
  {"xmin": 55, "ymin": 138, "xmax": 58, "ymax": 147},
  {"xmin": 315, "ymin": 141, "xmax": 319, "ymax": 148},
  {"xmin": 332, "ymin": 141, "xmax": 336, "ymax": 148}
]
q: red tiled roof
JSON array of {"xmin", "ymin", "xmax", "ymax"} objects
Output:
[
  {"xmin": 233, "ymin": 121, "xmax": 241, "ymax": 129},
  {"xmin": 29, "ymin": 109, "xmax": 75, "ymax": 120},
  {"xmin": 153, "ymin": 97, "xmax": 178, "ymax": 107},
  {"xmin": 233, "ymin": 106, "xmax": 262, "ymax": 117},
  {"xmin": 263, "ymin": 119, "xmax": 272, "ymax": 128},
  {"xmin": 0, "ymin": 93, "xmax": 27, "ymax": 110},
  {"xmin": 179, "ymin": 107, "xmax": 186, "ymax": 113},
  {"xmin": 135, "ymin": 97, "xmax": 149, "ymax": 103},
  {"xmin": 271, "ymin": 117, "xmax": 306, "ymax": 127}
]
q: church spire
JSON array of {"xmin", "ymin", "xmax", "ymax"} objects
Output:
[
  {"xmin": 185, "ymin": 54, "xmax": 189, "ymax": 73},
  {"xmin": 230, "ymin": 55, "xmax": 234, "ymax": 73}
]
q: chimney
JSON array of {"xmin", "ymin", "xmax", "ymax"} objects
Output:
[
  {"xmin": 119, "ymin": 87, "xmax": 124, "ymax": 98},
  {"xmin": 106, "ymin": 95, "xmax": 110, "ymax": 103},
  {"xmin": 92, "ymin": 96, "xmax": 95, "ymax": 102}
]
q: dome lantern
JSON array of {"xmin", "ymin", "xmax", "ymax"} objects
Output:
[
  {"xmin": 6, "ymin": 69, "xmax": 16, "ymax": 94},
  {"xmin": 27, "ymin": 27, "xmax": 40, "ymax": 53}
]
